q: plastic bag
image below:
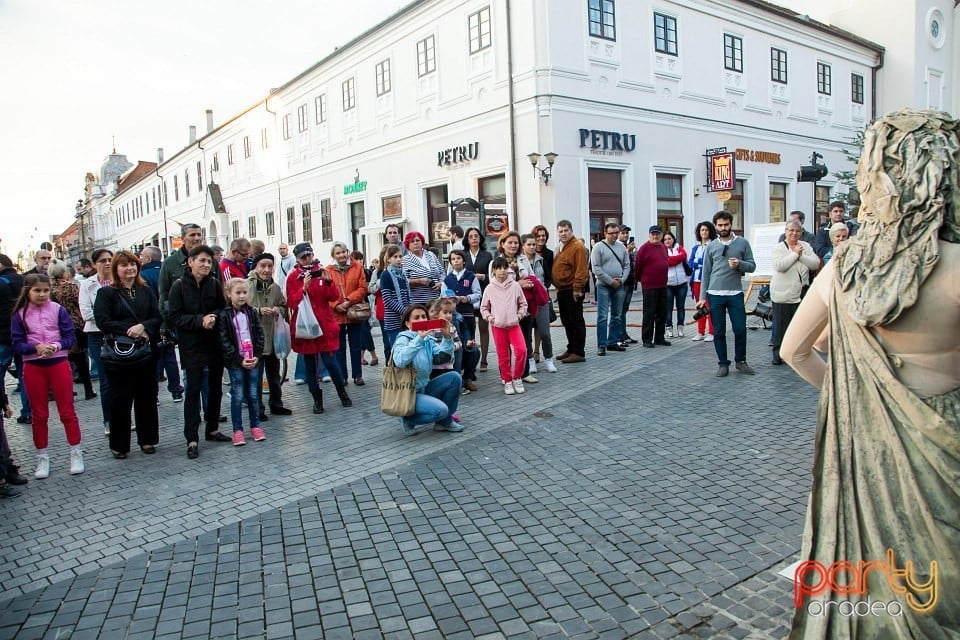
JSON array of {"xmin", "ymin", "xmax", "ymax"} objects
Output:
[
  {"xmin": 295, "ymin": 293, "xmax": 322, "ymax": 339},
  {"xmin": 273, "ymin": 314, "xmax": 292, "ymax": 358}
]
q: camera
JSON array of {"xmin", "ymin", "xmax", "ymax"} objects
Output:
[
  {"xmin": 692, "ymin": 307, "xmax": 710, "ymax": 321},
  {"xmin": 750, "ymin": 302, "xmax": 774, "ymax": 321}
]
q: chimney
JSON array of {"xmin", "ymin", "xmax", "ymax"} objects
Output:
[
  {"xmin": 189, "ymin": 125, "xmax": 197, "ymax": 144},
  {"xmin": 205, "ymin": 109, "xmax": 214, "ymax": 134},
  {"xmin": 157, "ymin": 148, "xmax": 164, "ymax": 164}
]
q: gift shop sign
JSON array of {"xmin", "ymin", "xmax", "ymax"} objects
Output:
[{"xmin": 704, "ymin": 147, "xmax": 735, "ymax": 192}]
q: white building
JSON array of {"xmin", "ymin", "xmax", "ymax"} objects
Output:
[{"xmin": 111, "ymin": 0, "xmax": 884, "ymax": 258}]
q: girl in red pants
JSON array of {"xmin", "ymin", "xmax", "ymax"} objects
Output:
[
  {"xmin": 480, "ymin": 257, "xmax": 529, "ymax": 395},
  {"xmin": 10, "ymin": 274, "xmax": 83, "ymax": 478}
]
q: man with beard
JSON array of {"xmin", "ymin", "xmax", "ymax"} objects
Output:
[{"xmin": 695, "ymin": 211, "xmax": 756, "ymax": 377}]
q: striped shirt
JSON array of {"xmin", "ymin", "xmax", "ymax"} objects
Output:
[{"xmin": 402, "ymin": 251, "xmax": 444, "ymax": 305}]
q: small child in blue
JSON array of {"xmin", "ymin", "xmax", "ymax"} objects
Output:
[{"xmin": 218, "ymin": 279, "xmax": 266, "ymax": 445}]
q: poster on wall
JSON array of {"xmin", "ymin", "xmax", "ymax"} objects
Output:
[{"xmin": 483, "ymin": 204, "xmax": 509, "ymax": 245}]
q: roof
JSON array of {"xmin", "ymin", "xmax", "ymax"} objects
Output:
[
  {"xmin": 737, "ymin": 0, "xmax": 885, "ymax": 55},
  {"xmin": 114, "ymin": 161, "xmax": 158, "ymax": 197}
]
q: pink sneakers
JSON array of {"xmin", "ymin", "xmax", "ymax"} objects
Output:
[
  {"xmin": 232, "ymin": 431, "xmax": 246, "ymax": 446},
  {"xmin": 251, "ymin": 427, "xmax": 266, "ymax": 442}
]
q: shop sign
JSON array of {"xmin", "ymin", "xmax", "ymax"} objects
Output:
[
  {"xmin": 704, "ymin": 147, "xmax": 736, "ymax": 192},
  {"xmin": 579, "ymin": 128, "xmax": 637, "ymax": 155},
  {"xmin": 437, "ymin": 142, "xmax": 479, "ymax": 167},
  {"xmin": 344, "ymin": 171, "xmax": 367, "ymax": 195},
  {"xmin": 735, "ymin": 148, "xmax": 781, "ymax": 164}
]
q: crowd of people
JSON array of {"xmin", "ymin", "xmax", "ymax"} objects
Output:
[{"xmin": 0, "ymin": 208, "xmax": 850, "ymax": 488}]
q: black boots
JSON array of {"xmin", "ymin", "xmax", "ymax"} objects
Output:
[
  {"xmin": 335, "ymin": 383, "xmax": 353, "ymax": 407},
  {"xmin": 311, "ymin": 389, "xmax": 324, "ymax": 414}
]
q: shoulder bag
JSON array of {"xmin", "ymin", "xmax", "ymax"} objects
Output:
[
  {"xmin": 335, "ymin": 270, "xmax": 372, "ymax": 323},
  {"xmin": 101, "ymin": 290, "xmax": 153, "ymax": 370},
  {"xmin": 380, "ymin": 357, "xmax": 417, "ymax": 416}
]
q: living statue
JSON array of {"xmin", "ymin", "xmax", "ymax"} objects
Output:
[{"xmin": 781, "ymin": 109, "xmax": 959, "ymax": 638}]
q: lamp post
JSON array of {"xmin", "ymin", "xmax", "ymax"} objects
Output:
[
  {"xmin": 75, "ymin": 199, "xmax": 88, "ymax": 260},
  {"xmin": 527, "ymin": 152, "xmax": 558, "ymax": 186}
]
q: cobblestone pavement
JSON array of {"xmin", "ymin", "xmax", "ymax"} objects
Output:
[{"xmin": 0, "ymin": 306, "xmax": 817, "ymax": 639}]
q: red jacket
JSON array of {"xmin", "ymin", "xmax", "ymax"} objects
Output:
[
  {"xmin": 285, "ymin": 264, "xmax": 340, "ymax": 354},
  {"xmin": 220, "ymin": 258, "xmax": 248, "ymax": 282}
]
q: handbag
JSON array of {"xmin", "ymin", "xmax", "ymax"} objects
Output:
[
  {"xmin": 380, "ymin": 357, "xmax": 417, "ymax": 416},
  {"xmin": 100, "ymin": 291, "xmax": 153, "ymax": 370},
  {"xmin": 295, "ymin": 293, "xmax": 322, "ymax": 339},
  {"xmin": 346, "ymin": 302, "xmax": 372, "ymax": 323}
]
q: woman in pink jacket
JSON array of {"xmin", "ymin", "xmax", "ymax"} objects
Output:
[
  {"xmin": 285, "ymin": 243, "xmax": 352, "ymax": 414},
  {"xmin": 10, "ymin": 274, "xmax": 84, "ymax": 478},
  {"xmin": 480, "ymin": 257, "xmax": 529, "ymax": 396}
]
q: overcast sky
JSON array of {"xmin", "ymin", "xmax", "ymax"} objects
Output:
[{"xmin": 0, "ymin": 0, "xmax": 412, "ymax": 258}]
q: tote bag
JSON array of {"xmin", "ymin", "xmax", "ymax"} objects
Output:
[
  {"xmin": 273, "ymin": 314, "xmax": 292, "ymax": 358},
  {"xmin": 380, "ymin": 358, "xmax": 417, "ymax": 417},
  {"xmin": 295, "ymin": 293, "xmax": 322, "ymax": 339}
]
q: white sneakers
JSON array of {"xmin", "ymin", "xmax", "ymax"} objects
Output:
[
  {"xmin": 666, "ymin": 326, "xmax": 674, "ymax": 338},
  {"xmin": 70, "ymin": 450, "xmax": 85, "ymax": 475},
  {"xmin": 705, "ymin": 334, "xmax": 715, "ymax": 342},
  {"xmin": 513, "ymin": 380, "xmax": 526, "ymax": 394},
  {"xmin": 543, "ymin": 358, "xmax": 557, "ymax": 373},
  {"xmin": 35, "ymin": 454, "xmax": 50, "ymax": 479},
  {"xmin": 504, "ymin": 382, "xmax": 515, "ymax": 395},
  {"xmin": 677, "ymin": 326, "xmax": 684, "ymax": 337},
  {"xmin": 692, "ymin": 333, "xmax": 704, "ymax": 341},
  {"xmin": 504, "ymin": 380, "xmax": 526, "ymax": 394},
  {"xmin": 522, "ymin": 375, "xmax": 538, "ymax": 384},
  {"xmin": 527, "ymin": 358, "xmax": 538, "ymax": 374},
  {"xmin": 34, "ymin": 450, "xmax": 85, "ymax": 477}
]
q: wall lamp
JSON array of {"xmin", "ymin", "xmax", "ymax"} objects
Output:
[{"xmin": 527, "ymin": 152, "xmax": 558, "ymax": 185}]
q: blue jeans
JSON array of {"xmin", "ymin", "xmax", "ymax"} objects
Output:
[
  {"xmin": 228, "ymin": 365, "xmax": 262, "ymax": 432},
  {"xmin": 86, "ymin": 332, "xmax": 111, "ymax": 424},
  {"xmin": 707, "ymin": 293, "xmax": 747, "ymax": 366},
  {"xmin": 155, "ymin": 342, "xmax": 183, "ymax": 394},
  {"xmin": 337, "ymin": 323, "xmax": 364, "ymax": 381},
  {"xmin": 295, "ymin": 353, "xmax": 328, "ymax": 383},
  {"xmin": 0, "ymin": 345, "xmax": 28, "ymax": 419},
  {"xmin": 383, "ymin": 329, "xmax": 401, "ymax": 358},
  {"xmin": 666, "ymin": 283, "xmax": 688, "ymax": 326},
  {"xmin": 618, "ymin": 287, "xmax": 634, "ymax": 341},
  {"xmin": 595, "ymin": 283, "xmax": 625, "ymax": 348},
  {"xmin": 302, "ymin": 353, "xmax": 342, "ymax": 394},
  {"xmin": 404, "ymin": 371, "xmax": 461, "ymax": 428}
]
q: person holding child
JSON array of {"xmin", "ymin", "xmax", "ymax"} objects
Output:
[
  {"xmin": 10, "ymin": 274, "xmax": 84, "ymax": 477},
  {"xmin": 218, "ymin": 279, "xmax": 266, "ymax": 445},
  {"xmin": 480, "ymin": 256, "xmax": 529, "ymax": 396}
]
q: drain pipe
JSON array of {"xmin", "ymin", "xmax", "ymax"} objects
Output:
[{"xmin": 506, "ymin": 0, "xmax": 518, "ymax": 229}]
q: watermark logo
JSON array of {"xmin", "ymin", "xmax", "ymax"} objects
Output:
[{"xmin": 794, "ymin": 548, "xmax": 938, "ymax": 617}]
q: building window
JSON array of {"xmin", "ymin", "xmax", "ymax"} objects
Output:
[
  {"xmin": 265, "ymin": 210, "xmax": 275, "ymax": 237},
  {"xmin": 184, "ymin": 169, "xmax": 190, "ymax": 198},
  {"xmin": 417, "ymin": 36, "xmax": 436, "ymax": 76},
  {"xmin": 851, "ymin": 73, "xmax": 864, "ymax": 104},
  {"xmin": 320, "ymin": 199, "xmax": 332, "ymax": 243},
  {"xmin": 212, "ymin": 153, "xmax": 220, "ymax": 172},
  {"xmin": 655, "ymin": 173, "xmax": 683, "ymax": 243},
  {"xmin": 817, "ymin": 62, "xmax": 832, "ymax": 95},
  {"xmin": 723, "ymin": 34, "xmax": 743, "ymax": 72},
  {"xmin": 342, "ymin": 78, "xmax": 355, "ymax": 111},
  {"xmin": 301, "ymin": 203, "xmax": 313, "ymax": 243},
  {"xmin": 232, "ymin": 220, "xmax": 240, "ymax": 240},
  {"xmin": 771, "ymin": 47, "xmax": 788, "ymax": 83},
  {"xmin": 588, "ymin": 0, "xmax": 615, "ymax": 41},
  {"xmin": 152, "ymin": 188, "xmax": 157, "ymax": 210},
  {"xmin": 227, "ymin": 144, "xmax": 235, "ymax": 165},
  {"xmin": 375, "ymin": 59, "xmax": 392, "ymax": 96},
  {"xmin": 248, "ymin": 215, "xmax": 257, "ymax": 238},
  {"xmin": 196, "ymin": 161, "xmax": 203, "ymax": 191},
  {"xmin": 724, "ymin": 180, "xmax": 745, "ymax": 235},
  {"xmin": 282, "ymin": 115, "xmax": 291, "ymax": 140},
  {"xmin": 815, "ymin": 185, "xmax": 831, "ymax": 225},
  {"xmin": 382, "ymin": 195, "xmax": 402, "ymax": 219},
  {"xmin": 315, "ymin": 95, "xmax": 327, "ymax": 123},
  {"xmin": 173, "ymin": 175, "xmax": 180, "ymax": 201},
  {"xmin": 468, "ymin": 6, "xmax": 491, "ymax": 53},
  {"xmin": 163, "ymin": 181, "xmax": 168, "ymax": 206},
  {"xmin": 769, "ymin": 182, "xmax": 787, "ymax": 223},
  {"xmin": 286, "ymin": 206, "xmax": 296, "ymax": 243},
  {"xmin": 261, "ymin": 127, "xmax": 270, "ymax": 149},
  {"xmin": 243, "ymin": 135, "xmax": 251, "ymax": 158},
  {"xmin": 653, "ymin": 12, "xmax": 678, "ymax": 56},
  {"xmin": 297, "ymin": 104, "xmax": 308, "ymax": 132}
]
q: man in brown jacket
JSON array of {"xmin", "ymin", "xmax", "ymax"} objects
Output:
[{"xmin": 551, "ymin": 220, "xmax": 589, "ymax": 362}]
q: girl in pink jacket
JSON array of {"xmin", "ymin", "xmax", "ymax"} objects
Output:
[
  {"xmin": 480, "ymin": 257, "xmax": 529, "ymax": 395},
  {"xmin": 10, "ymin": 274, "xmax": 83, "ymax": 478}
]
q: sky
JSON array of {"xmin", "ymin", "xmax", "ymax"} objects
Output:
[{"xmin": 0, "ymin": 0, "xmax": 413, "ymax": 259}]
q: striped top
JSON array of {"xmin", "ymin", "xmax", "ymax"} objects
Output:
[{"xmin": 402, "ymin": 250, "xmax": 444, "ymax": 305}]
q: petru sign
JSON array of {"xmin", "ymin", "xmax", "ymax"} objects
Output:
[{"xmin": 794, "ymin": 549, "xmax": 939, "ymax": 616}]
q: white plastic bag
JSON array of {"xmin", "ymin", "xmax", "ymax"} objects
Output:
[
  {"xmin": 294, "ymin": 293, "xmax": 322, "ymax": 339},
  {"xmin": 273, "ymin": 314, "xmax": 292, "ymax": 358}
]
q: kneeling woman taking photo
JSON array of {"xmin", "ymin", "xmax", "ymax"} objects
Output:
[{"xmin": 391, "ymin": 304, "xmax": 464, "ymax": 436}]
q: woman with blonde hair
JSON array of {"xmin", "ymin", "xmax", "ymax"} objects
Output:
[{"xmin": 782, "ymin": 109, "xmax": 960, "ymax": 638}]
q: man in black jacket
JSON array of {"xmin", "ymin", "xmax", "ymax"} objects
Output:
[
  {"xmin": 0, "ymin": 255, "xmax": 28, "ymax": 488},
  {"xmin": 167, "ymin": 245, "xmax": 230, "ymax": 459}
]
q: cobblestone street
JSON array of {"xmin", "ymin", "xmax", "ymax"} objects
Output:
[{"xmin": 0, "ymin": 313, "xmax": 817, "ymax": 639}]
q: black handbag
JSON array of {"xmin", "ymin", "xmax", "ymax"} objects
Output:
[{"xmin": 100, "ymin": 291, "xmax": 153, "ymax": 370}]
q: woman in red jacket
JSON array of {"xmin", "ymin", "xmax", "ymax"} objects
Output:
[
  {"xmin": 285, "ymin": 243, "xmax": 352, "ymax": 414},
  {"xmin": 326, "ymin": 242, "xmax": 369, "ymax": 386}
]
